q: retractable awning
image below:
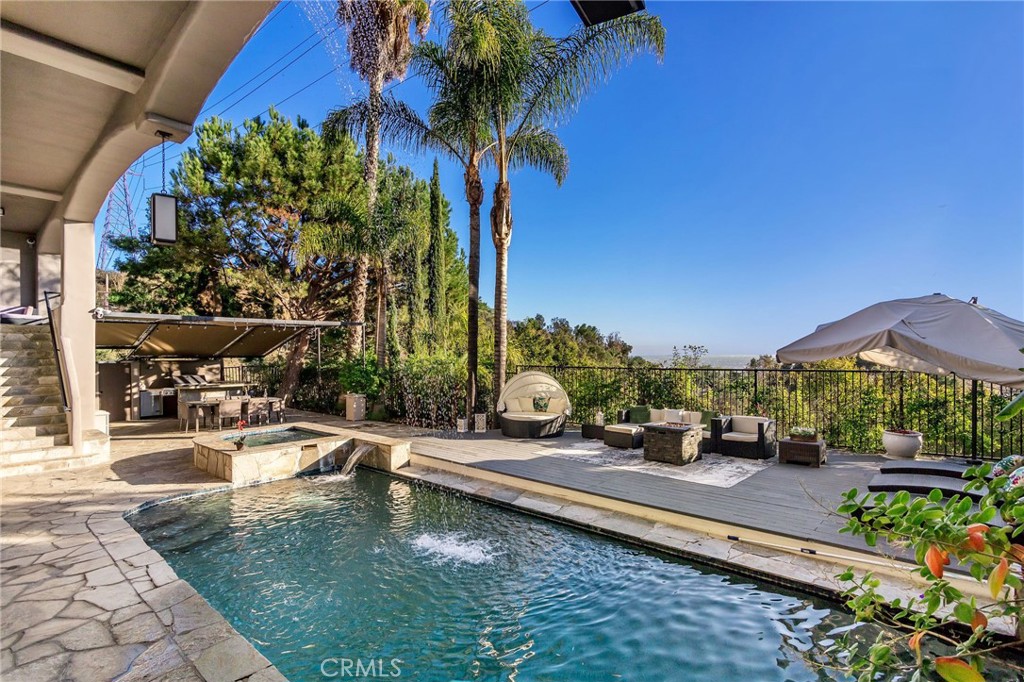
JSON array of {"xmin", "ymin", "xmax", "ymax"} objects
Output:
[{"xmin": 95, "ymin": 311, "xmax": 355, "ymax": 359}]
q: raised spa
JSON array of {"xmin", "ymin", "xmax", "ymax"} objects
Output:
[{"xmin": 130, "ymin": 469, "xmax": 913, "ymax": 681}]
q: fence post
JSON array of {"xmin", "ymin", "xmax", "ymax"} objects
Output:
[
  {"xmin": 753, "ymin": 370, "xmax": 759, "ymax": 410},
  {"xmin": 971, "ymin": 379, "xmax": 979, "ymax": 458},
  {"xmin": 898, "ymin": 372, "xmax": 905, "ymax": 429}
]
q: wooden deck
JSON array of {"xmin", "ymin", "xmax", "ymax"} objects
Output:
[{"xmin": 360, "ymin": 423, "xmax": 887, "ymax": 556}]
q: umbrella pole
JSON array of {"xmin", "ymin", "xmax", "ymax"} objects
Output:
[{"xmin": 971, "ymin": 379, "xmax": 979, "ymax": 459}]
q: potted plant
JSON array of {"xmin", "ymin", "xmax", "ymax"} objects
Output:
[
  {"xmin": 789, "ymin": 426, "xmax": 818, "ymax": 442},
  {"xmin": 882, "ymin": 427, "xmax": 923, "ymax": 459},
  {"xmin": 233, "ymin": 419, "xmax": 248, "ymax": 450}
]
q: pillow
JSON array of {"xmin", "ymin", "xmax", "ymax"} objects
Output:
[
  {"xmin": 993, "ymin": 455, "xmax": 1024, "ymax": 478},
  {"xmin": 548, "ymin": 397, "xmax": 568, "ymax": 414},
  {"xmin": 519, "ymin": 398, "xmax": 535, "ymax": 413},
  {"xmin": 533, "ymin": 396, "xmax": 550, "ymax": 412},
  {"xmin": 650, "ymin": 408, "xmax": 666, "ymax": 423},
  {"xmin": 663, "ymin": 409, "xmax": 683, "ymax": 423},
  {"xmin": 731, "ymin": 416, "xmax": 768, "ymax": 434},
  {"xmin": 626, "ymin": 405, "xmax": 651, "ymax": 424},
  {"xmin": 504, "ymin": 397, "xmax": 521, "ymax": 412},
  {"xmin": 682, "ymin": 411, "xmax": 702, "ymax": 425}
]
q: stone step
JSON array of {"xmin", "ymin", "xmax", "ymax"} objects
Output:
[
  {"xmin": 0, "ymin": 335, "xmax": 53, "ymax": 349},
  {"xmin": 0, "ymin": 393, "xmax": 63, "ymax": 408},
  {"xmin": 2, "ymin": 423, "xmax": 69, "ymax": 439},
  {"xmin": 0, "ymin": 374, "xmax": 59, "ymax": 387},
  {"xmin": 0, "ymin": 365, "xmax": 59, "ymax": 379},
  {"xmin": 0, "ymin": 354, "xmax": 56, "ymax": 367},
  {"xmin": 0, "ymin": 450, "xmax": 109, "ymax": 478},
  {"xmin": 0, "ymin": 326, "xmax": 51, "ymax": 338},
  {"xmin": 0, "ymin": 384, "xmax": 61, "ymax": 398},
  {"xmin": 1, "ymin": 413, "xmax": 68, "ymax": 429},
  {"xmin": 1, "ymin": 403, "xmax": 65, "ymax": 418},
  {"xmin": 0, "ymin": 432, "xmax": 71, "ymax": 453}
]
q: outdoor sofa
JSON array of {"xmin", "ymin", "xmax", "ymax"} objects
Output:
[
  {"xmin": 604, "ymin": 406, "xmax": 715, "ymax": 450},
  {"xmin": 712, "ymin": 415, "xmax": 777, "ymax": 459},
  {"xmin": 497, "ymin": 371, "xmax": 572, "ymax": 439}
]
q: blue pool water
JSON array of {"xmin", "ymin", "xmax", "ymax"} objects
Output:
[
  {"xmin": 227, "ymin": 427, "xmax": 326, "ymax": 448},
  {"xmin": 129, "ymin": 471, "xmax": 889, "ymax": 681}
]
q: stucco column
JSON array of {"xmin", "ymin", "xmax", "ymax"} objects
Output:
[
  {"xmin": 61, "ymin": 221, "xmax": 97, "ymax": 444},
  {"xmin": 36, "ymin": 251, "xmax": 61, "ymax": 312}
]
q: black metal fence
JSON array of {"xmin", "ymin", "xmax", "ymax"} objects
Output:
[{"xmin": 515, "ymin": 365, "xmax": 1024, "ymax": 459}]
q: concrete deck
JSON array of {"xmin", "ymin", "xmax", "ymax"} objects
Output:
[{"xmin": 0, "ymin": 413, "xmax": 1005, "ymax": 682}]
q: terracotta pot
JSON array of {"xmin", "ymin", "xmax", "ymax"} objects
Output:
[{"xmin": 882, "ymin": 430, "xmax": 923, "ymax": 459}]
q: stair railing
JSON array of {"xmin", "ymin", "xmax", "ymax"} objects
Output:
[{"xmin": 42, "ymin": 291, "xmax": 70, "ymax": 413}]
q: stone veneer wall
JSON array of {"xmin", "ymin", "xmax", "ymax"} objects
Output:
[{"xmin": 193, "ymin": 423, "xmax": 411, "ymax": 487}]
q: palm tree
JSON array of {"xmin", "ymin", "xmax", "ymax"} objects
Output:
[
  {"xmin": 334, "ymin": 0, "xmax": 430, "ymax": 363},
  {"xmin": 326, "ymin": 0, "xmax": 498, "ymax": 417},
  {"xmin": 478, "ymin": 0, "xmax": 665, "ymax": 405}
]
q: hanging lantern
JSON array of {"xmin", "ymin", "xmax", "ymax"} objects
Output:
[{"xmin": 150, "ymin": 131, "xmax": 177, "ymax": 245}]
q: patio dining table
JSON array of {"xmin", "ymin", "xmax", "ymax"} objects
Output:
[{"xmin": 183, "ymin": 397, "xmax": 283, "ymax": 432}]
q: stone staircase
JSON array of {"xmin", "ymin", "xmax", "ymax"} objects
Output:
[{"xmin": 1, "ymin": 324, "xmax": 108, "ymax": 477}]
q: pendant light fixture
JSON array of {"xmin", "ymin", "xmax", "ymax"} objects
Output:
[{"xmin": 150, "ymin": 131, "xmax": 178, "ymax": 245}]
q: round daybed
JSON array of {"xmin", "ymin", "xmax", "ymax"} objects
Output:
[{"xmin": 497, "ymin": 371, "xmax": 572, "ymax": 439}]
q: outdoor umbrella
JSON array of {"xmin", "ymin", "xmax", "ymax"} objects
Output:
[{"xmin": 775, "ymin": 294, "xmax": 1024, "ymax": 389}]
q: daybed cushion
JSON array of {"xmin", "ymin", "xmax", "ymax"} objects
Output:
[
  {"xmin": 663, "ymin": 409, "xmax": 683, "ymax": 423},
  {"xmin": 650, "ymin": 408, "xmax": 665, "ymax": 423},
  {"xmin": 502, "ymin": 412, "xmax": 558, "ymax": 422},
  {"xmin": 605, "ymin": 423, "xmax": 643, "ymax": 435},
  {"xmin": 722, "ymin": 431, "xmax": 759, "ymax": 443},
  {"xmin": 732, "ymin": 416, "xmax": 770, "ymax": 434},
  {"xmin": 548, "ymin": 397, "xmax": 568, "ymax": 414}
]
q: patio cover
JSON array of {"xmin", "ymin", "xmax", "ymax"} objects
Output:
[
  {"xmin": 95, "ymin": 311, "xmax": 350, "ymax": 359},
  {"xmin": 776, "ymin": 294, "xmax": 1024, "ymax": 388}
]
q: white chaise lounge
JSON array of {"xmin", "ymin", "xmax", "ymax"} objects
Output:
[{"xmin": 496, "ymin": 371, "xmax": 572, "ymax": 439}]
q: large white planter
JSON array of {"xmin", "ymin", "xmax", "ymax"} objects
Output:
[{"xmin": 882, "ymin": 430, "xmax": 923, "ymax": 459}]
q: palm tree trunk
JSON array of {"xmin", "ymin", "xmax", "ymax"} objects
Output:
[
  {"xmin": 465, "ymin": 164, "xmax": 484, "ymax": 416},
  {"xmin": 347, "ymin": 255, "xmax": 369, "ymax": 358},
  {"xmin": 375, "ymin": 259, "xmax": 389, "ymax": 363},
  {"xmin": 490, "ymin": 178, "xmax": 512, "ymax": 410},
  {"xmin": 351, "ymin": 67, "xmax": 385, "ymax": 361}
]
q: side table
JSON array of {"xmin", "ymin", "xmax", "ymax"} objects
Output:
[{"xmin": 778, "ymin": 438, "xmax": 826, "ymax": 467}]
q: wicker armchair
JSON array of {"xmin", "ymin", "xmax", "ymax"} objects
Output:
[{"xmin": 711, "ymin": 416, "xmax": 777, "ymax": 459}]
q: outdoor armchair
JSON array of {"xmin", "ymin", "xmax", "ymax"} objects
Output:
[{"xmin": 712, "ymin": 415, "xmax": 777, "ymax": 459}]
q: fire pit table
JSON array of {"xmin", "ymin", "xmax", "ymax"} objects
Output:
[{"xmin": 642, "ymin": 422, "xmax": 702, "ymax": 465}]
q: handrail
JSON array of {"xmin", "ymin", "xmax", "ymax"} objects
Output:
[{"xmin": 42, "ymin": 291, "xmax": 70, "ymax": 412}]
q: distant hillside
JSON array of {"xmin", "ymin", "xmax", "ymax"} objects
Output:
[{"xmin": 641, "ymin": 354, "xmax": 757, "ymax": 369}]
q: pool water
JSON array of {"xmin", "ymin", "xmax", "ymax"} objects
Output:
[
  {"xmin": 228, "ymin": 427, "xmax": 326, "ymax": 448},
  {"xmin": 129, "ymin": 471, "xmax": 875, "ymax": 681}
]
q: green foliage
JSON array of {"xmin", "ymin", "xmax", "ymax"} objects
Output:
[
  {"xmin": 426, "ymin": 158, "xmax": 447, "ymax": 351},
  {"xmin": 833, "ymin": 466, "xmax": 1024, "ymax": 680}
]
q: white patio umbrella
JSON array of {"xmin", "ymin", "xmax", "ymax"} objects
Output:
[{"xmin": 776, "ymin": 294, "xmax": 1024, "ymax": 388}]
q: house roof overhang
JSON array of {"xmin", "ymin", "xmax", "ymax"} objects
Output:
[{"xmin": 0, "ymin": 1, "xmax": 276, "ymax": 248}]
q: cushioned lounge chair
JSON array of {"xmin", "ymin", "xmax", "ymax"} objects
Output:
[
  {"xmin": 497, "ymin": 371, "xmax": 571, "ymax": 438},
  {"xmin": 712, "ymin": 415, "xmax": 777, "ymax": 459}
]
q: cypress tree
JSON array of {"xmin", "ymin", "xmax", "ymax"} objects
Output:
[{"xmin": 426, "ymin": 158, "xmax": 447, "ymax": 351}]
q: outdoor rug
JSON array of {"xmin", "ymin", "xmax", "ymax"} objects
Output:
[{"xmin": 537, "ymin": 440, "xmax": 774, "ymax": 488}]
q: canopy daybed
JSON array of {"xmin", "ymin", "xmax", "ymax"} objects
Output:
[{"xmin": 496, "ymin": 371, "xmax": 572, "ymax": 438}]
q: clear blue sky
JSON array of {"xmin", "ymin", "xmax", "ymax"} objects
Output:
[{"xmin": 103, "ymin": 0, "xmax": 1024, "ymax": 357}]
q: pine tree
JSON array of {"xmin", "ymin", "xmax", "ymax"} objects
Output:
[{"xmin": 426, "ymin": 158, "xmax": 447, "ymax": 351}]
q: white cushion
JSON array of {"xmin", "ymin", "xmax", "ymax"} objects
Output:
[
  {"xmin": 650, "ymin": 408, "xmax": 665, "ymax": 422},
  {"xmin": 683, "ymin": 411, "xmax": 703, "ymax": 425},
  {"xmin": 605, "ymin": 423, "xmax": 643, "ymax": 435},
  {"xmin": 519, "ymin": 398, "xmax": 536, "ymax": 413},
  {"xmin": 702, "ymin": 429, "xmax": 711, "ymax": 439},
  {"xmin": 502, "ymin": 412, "xmax": 556, "ymax": 422},
  {"xmin": 548, "ymin": 397, "xmax": 568, "ymax": 414},
  {"xmin": 732, "ymin": 416, "xmax": 769, "ymax": 434},
  {"xmin": 663, "ymin": 409, "xmax": 683, "ymax": 423},
  {"xmin": 722, "ymin": 431, "xmax": 758, "ymax": 443}
]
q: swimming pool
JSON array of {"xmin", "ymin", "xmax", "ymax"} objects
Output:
[{"xmin": 130, "ymin": 470, "xmax": 873, "ymax": 681}]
